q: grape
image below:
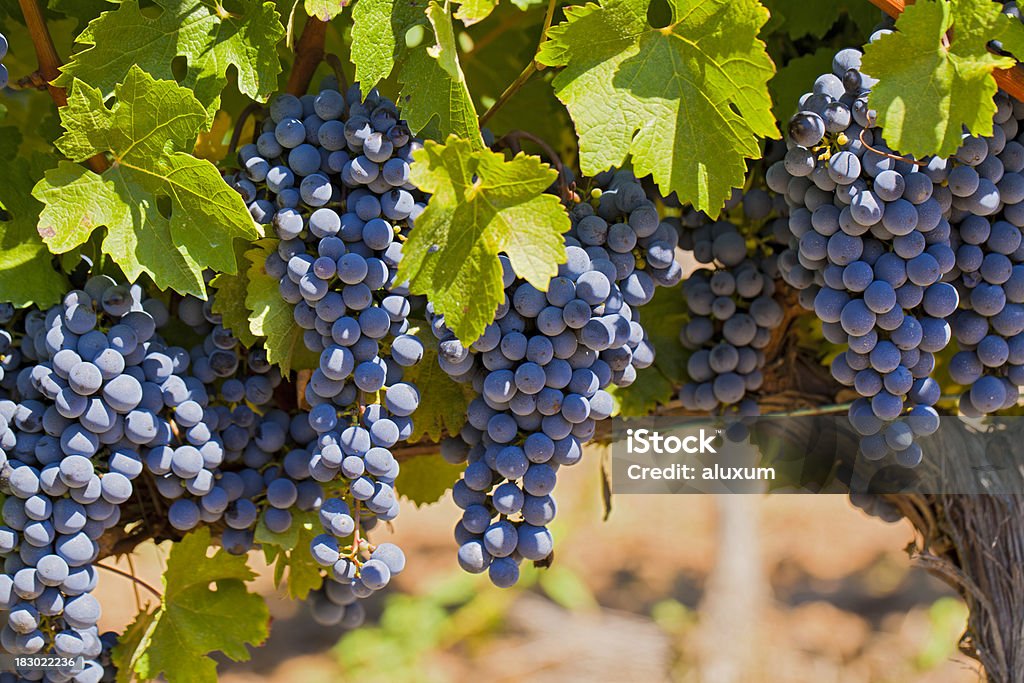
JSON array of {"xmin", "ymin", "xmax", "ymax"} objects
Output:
[
  {"xmin": 232, "ymin": 87, "xmax": 427, "ymax": 611},
  {"xmin": 0, "ymin": 33, "xmax": 7, "ymax": 90},
  {"xmin": 773, "ymin": 46, "xmax": 957, "ymax": 467},
  {"xmin": 429, "ymin": 171, "xmax": 674, "ymax": 587},
  {"xmin": 788, "ymin": 111, "xmax": 825, "ymax": 147}
]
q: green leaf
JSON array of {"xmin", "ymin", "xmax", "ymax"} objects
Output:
[
  {"xmin": 761, "ymin": 0, "xmax": 879, "ymax": 40},
  {"xmin": 402, "ymin": 336, "xmax": 473, "ymax": 442},
  {"xmin": 48, "ymin": 0, "xmax": 115, "ymax": 30},
  {"xmin": 257, "ymin": 509, "xmax": 323, "ymax": 600},
  {"xmin": 351, "ymin": 0, "xmax": 430, "ymax": 91},
  {"xmin": 399, "ymin": 3, "xmax": 484, "ymax": 148},
  {"xmin": 608, "ymin": 367, "xmax": 674, "ymax": 416},
  {"xmin": 245, "ymin": 240, "xmax": 320, "ymax": 374},
  {"xmin": 455, "ymin": 0, "xmax": 498, "ymax": 26},
  {"xmin": 770, "ymin": 47, "xmax": 836, "ymax": 123},
  {"xmin": 113, "ymin": 608, "xmax": 157, "ymax": 683},
  {"xmin": 537, "ymin": 0, "xmax": 778, "ymax": 215},
  {"xmin": 461, "ymin": 5, "xmax": 576, "ymax": 161},
  {"xmin": 112, "ymin": 528, "xmax": 269, "ymax": 683},
  {"xmin": 861, "ymin": 0, "xmax": 1024, "ymax": 158},
  {"xmin": 607, "ymin": 281, "xmax": 687, "ymax": 416},
  {"xmin": 305, "ymin": 0, "xmax": 347, "ymax": 20},
  {"xmin": 0, "ymin": 146, "xmax": 69, "ymax": 308},
  {"xmin": 57, "ymin": 0, "xmax": 284, "ymax": 116},
  {"xmin": 33, "ymin": 69, "xmax": 258, "ymax": 297},
  {"xmin": 398, "ymin": 136, "xmax": 569, "ymax": 343},
  {"xmin": 395, "ymin": 453, "xmax": 465, "ymax": 506}
]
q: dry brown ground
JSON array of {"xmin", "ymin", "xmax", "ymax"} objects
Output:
[{"xmin": 94, "ymin": 446, "xmax": 981, "ymax": 683}]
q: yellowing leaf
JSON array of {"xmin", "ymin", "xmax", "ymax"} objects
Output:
[
  {"xmin": 455, "ymin": 0, "xmax": 499, "ymax": 26},
  {"xmin": 112, "ymin": 528, "xmax": 269, "ymax": 683},
  {"xmin": 305, "ymin": 0, "xmax": 348, "ymax": 20},
  {"xmin": 537, "ymin": 0, "xmax": 778, "ymax": 215},
  {"xmin": 245, "ymin": 239, "xmax": 320, "ymax": 374},
  {"xmin": 193, "ymin": 110, "xmax": 234, "ymax": 162},
  {"xmin": 32, "ymin": 68, "xmax": 258, "ymax": 298},
  {"xmin": 862, "ymin": 0, "xmax": 1024, "ymax": 157},
  {"xmin": 397, "ymin": 136, "xmax": 569, "ymax": 343}
]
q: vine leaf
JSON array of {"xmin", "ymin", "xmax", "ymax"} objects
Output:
[
  {"xmin": 761, "ymin": 0, "xmax": 879, "ymax": 40},
  {"xmin": 56, "ymin": 0, "xmax": 284, "ymax": 117},
  {"xmin": 399, "ymin": 2, "xmax": 484, "ymax": 148},
  {"xmin": 245, "ymin": 239, "xmax": 320, "ymax": 374},
  {"xmin": 397, "ymin": 136, "xmax": 569, "ymax": 344},
  {"xmin": 32, "ymin": 67, "xmax": 258, "ymax": 298},
  {"xmin": 0, "ymin": 145, "xmax": 68, "ymax": 308},
  {"xmin": 862, "ymin": 0, "xmax": 1024, "ymax": 158},
  {"xmin": 34, "ymin": 69, "xmax": 256, "ymax": 296},
  {"xmin": 403, "ymin": 334, "xmax": 474, "ymax": 442},
  {"xmin": 770, "ymin": 47, "xmax": 835, "ymax": 123},
  {"xmin": 351, "ymin": 0, "xmax": 429, "ymax": 91},
  {"xmin": 537, "ymin": 0, "xmax": 778, "ymax": 215},
  {"xmin": 305, "ymin": 0, "xmax": 348, "ymax": 20},
  {"xmin": 396, "ymin": 453, "xmax": 465, "ymax": 507},
  {"xmin": 111, "ymin": 528, "xmax": 270, "ymax": 683},
  {"xmin": 258, "ymin": 509, "xmax": 324, "ymax": 600}
]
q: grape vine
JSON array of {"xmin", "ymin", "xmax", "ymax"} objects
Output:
[{"xmin": 0, "ymin": 0, "xmax": 1023, "ymax": 681}]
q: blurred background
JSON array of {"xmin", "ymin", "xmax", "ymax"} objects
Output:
[{"xmin": 95, "ymin": 445, "xmax": 978, "ymax": 683}]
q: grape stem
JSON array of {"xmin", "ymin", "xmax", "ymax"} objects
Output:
[
  {"xmin": 126, "ymin": 553, "xmax": 143, "ymax": 610},
  {"xmin": 95, "ymin": 562, "xmax": 163, "ymax": 601},
  {"xmin": 285, "ymin": 17, "xmax": 327, "ymax": 97},
  {"xmin": 227, "ymin": 102, "xmax": 264, "ymax": 158},
  {"xmin": 493, "ymin": 130, "xmax": 571, "ymax": 200},
  {"xmin": 18, "ymin": 0, "xmax": 109, "ymax": 174},
  {"xmin": 325, "ymin": 53, "xmax": 350, "ymax": 93},
  {"xmin": 478, "ymin": 0, "xmax": 560, "ymax": 126},
  {"xmin": 856, "ymin": 128, "xmax": 928, "ymax": 167},
  {"xmin": 865, "ymin": 0, "xmax": 1024, "ymax": 102}
]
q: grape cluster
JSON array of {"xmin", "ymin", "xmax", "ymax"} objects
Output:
[
  {"xmin": 224, "ymin": 82, "xmax": 422, "ymax": 618},
  {"xmin": 771, "ymin": 42, "xmax": 953, "ymax": 467},
  {"xmin": 135, "ymin": 294, "xmax": 320, "ymax": 552},
  {"xmin": 677, "ymin": 182, "xmax": 788, "ymax": 437},
  {"xmin": 0, "ymin": 277, "xmax": 176, "ymax": 681},
  {"xmin": 942, "ymin": 91, "xmax": 1024, "ymax": 415},
  {"xmin": 434, "ymin": 170, "xmax": 681, "ymax": 587}
]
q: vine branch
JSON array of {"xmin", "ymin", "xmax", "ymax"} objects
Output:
[
  {"xmin": 286, "ymin": 17, "xmax": 327, "ymax": 97},
  {"xmin": 494, "ymin": 129, "xmax": 570, "ymax": 197},
  {"xmin": 865, "ymin": 0, "xmax": 1024, "ymax": 103},
  {"xmin": 95, "ymin": 562, "xmax": 163, "ymax": 601},
  {"xmin": 479, "ymin": 0, "xmax": 559, "ymax": 126},
  {"xmin": 18, "ymin": 0, "xmax": 109, "ymax": 174}
]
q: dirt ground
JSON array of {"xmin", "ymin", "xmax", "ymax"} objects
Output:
[{"xmin": 96, "ymin": 445, "xmax": 981, "ymax": 683}]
